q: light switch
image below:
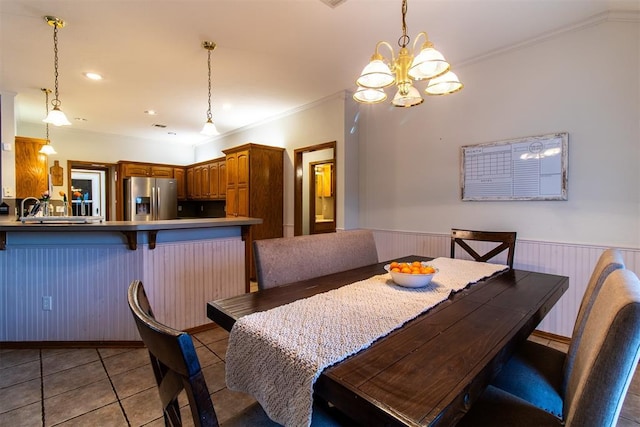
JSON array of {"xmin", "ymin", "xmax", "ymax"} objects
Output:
[
  {"xmin": 2, "ymin": 187, "xmax": 13, "ymax": 198},
  {"xmin": 1, "ymin": 143, "xmax": 11, "ymax": 151}
]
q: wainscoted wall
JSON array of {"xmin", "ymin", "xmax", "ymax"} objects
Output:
[
  {"xmin": 369, "ymin": 229, "xmax": 640, "ymax": 338},
  {"xmin": 0, "ymin": 237, "xmax": 245, "ymax": 342}
]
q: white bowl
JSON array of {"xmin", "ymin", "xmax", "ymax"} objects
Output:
[{"xmin": 384, "ymin": 262, "xmax": 438, "ymax": 288}]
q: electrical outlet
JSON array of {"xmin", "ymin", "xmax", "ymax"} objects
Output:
[{"xmin": 42, "ymin": 296, "xmax": 52, "ymax": 311}]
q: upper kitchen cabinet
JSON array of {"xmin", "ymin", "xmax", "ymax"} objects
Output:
[
  {"xmin": 120, "ymin": 162, "xmax": 174, "ymax": 178},
  {"xmin": 185, "ymin": 157, "xmax": 225, "ymax": 200},
  {"xmin": 224, "ymin": 143, "xmax": 284, "ymax": 279},
  {"xmin": 174, "ymin": 167, "xmax": 186, "ymax": 200},
  {"xmin": 15, "ymin": 136, "xmax": 48, "ymax": 199}
]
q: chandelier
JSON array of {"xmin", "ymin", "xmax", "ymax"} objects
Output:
[
  {"xmin": 43, "ymin": 16, "xmax": 71, "ymax": 126},
  {"xmin": 39, "ymin": 88, "xmax": 57, "ymax": 155},
  {"xmin": 354, "ymin": 0, "xmax": 463, "ymax": 107},
  {"xmin": 201, "ymin": 41, "xmax": 220, "ymax": 136}
]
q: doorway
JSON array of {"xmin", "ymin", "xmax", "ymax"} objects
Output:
[
  {"xmin": 70, "ymin": 170, "xmax": 105, "ymax": 217},
  {"xmin": 309, "ymin": 160, "xmax": 335, "ymax": 234},
  {"xmin": 67, "ymin": 161, "xmax": 116, "ymax": 220},
  {"xmin": 294, "ymin": 141, "xmax": 336, "ymax": 236}
]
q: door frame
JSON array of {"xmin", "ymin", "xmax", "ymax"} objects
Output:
[
  {"xmin": 294, "ymin": 141, "xmax": 336, "ymax": 236},
  {"xmin": 309, "ymin": 160, "xmax": 336, "ymax": 234},
  {"xmin": 66, "ymin": 160, "xmax": 117, "ymax": 220}
]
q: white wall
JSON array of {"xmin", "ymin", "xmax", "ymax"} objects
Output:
[
  {"xmin": 358, "ymin": 17, "xmax": 639, "ymax": 249},
  {"xmin": 194, "ymin": 92, "xmax": 352, "ymax": 232}
]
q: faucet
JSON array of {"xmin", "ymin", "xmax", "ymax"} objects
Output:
[{"xmin": 20, "ymin": 197, "xmax": 40, "ymax": 218}]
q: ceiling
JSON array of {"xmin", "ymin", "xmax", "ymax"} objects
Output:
[{"xmin": 1, "ymin": 0, "xmax": 636, "ymax": 146}]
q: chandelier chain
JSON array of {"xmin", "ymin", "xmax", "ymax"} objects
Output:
[
  {"xmin": 52, "ymin": 24, "xmax": 61, "ymax": 108},
  {"xmin": 398, "ymin": 0, "xmax": 410, "ymax": 48},
  {"xmin": 206, "ymin": 48, "xmax": 213, "ymax": 121}
]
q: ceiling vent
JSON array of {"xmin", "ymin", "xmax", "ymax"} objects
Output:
[
  {"xmin": 319, "ymin": 0, "xmax": 348, "ymax": 8},
  {"xmin": 152, "ymin": 123, "xmax": 167, "ymax": 128}
]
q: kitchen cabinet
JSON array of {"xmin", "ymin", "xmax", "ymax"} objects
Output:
[
  {"xmin": 174, "ymin": 168, "xmax": 186, "ymax": 199},
  {"xmin": 120, "ymin": 162, "xmax": 174, "ymax": 178},
  {"xmin": 224, "ymin": 143, "xmax": 284, "ymax": 279},
  {"xmin": 185, "ymin": 157, "xmax": 225, "ymax": 200},
  {"xmin": 15, "ymin": 136, "xmax": 48, "ymax": 199}
]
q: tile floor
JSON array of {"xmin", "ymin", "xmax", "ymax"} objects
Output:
[{"xmin": 1, "ymin": 329, "xmax": 639, "ymax": 426}]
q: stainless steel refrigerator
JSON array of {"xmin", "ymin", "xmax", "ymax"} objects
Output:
[{"xmin": 124, "ymin": 177, "xmax": 177, "ymax": 221}]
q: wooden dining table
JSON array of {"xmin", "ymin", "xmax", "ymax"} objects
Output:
[{"xmin": 206, "ymin": 255, "xmax": 569, "ymax": 426}]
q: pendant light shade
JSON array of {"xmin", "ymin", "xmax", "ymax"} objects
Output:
[
  {"xmin": 42, "ymin": 16, "xmax": 71, "ymax": 126},
  {"xmin": 39, "ymin": 88, "xmax": 57, "ymax": 155},
  {"xmin": 201, "ymin": 41, "xmax": 220, "ymax": 136},
  {"xmin": 354, "ymin": 0, "xmax": 462, "ymax": 108},
  {"xmin": 201, "ymin": 118, "xmax": 219, "ymax": 136},
  {"xmin": 425, "ymin": 71, "xmax": 464, "ymax": 95}
]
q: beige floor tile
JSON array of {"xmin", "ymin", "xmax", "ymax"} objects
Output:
[
  {"xmin": 99, "ymin": 347, "xmax": 135, "ymax": 359},
  {"xmin": 110, "ymin": 364, "xmax": 157, "ymax": 400},
  {"xmin": 206, "ymin": 337, "xmax": 229, "ymax": 361},
  {"xmin": 211, "ymin": 387, "xmax": 259, "ymax": 425},
  {"xmin": 55, "ymin": 402, "xmax": 127, "ymax": 427},
  {"xmin": 193, "ymin": 327, "xmax": 229, "ymax": 345},
  {"xmin": 621, "ymin": 391, "xmax": 640, "ymax": 423},
  {"xmin": 141, "ymin": 416, "xmax": 165, "ymax": 426},
  {"xmin": 44, "ymin": 378, "xmax": 117, "ymax": 426},
  {"xmin": 102, "ymin": 348, "xmax": 150, "ymax": 377},
  {"xmin": 195, "ymin": 345, "xmax": 223, "ymax": 368},
  {"xmin": 0, "ymin": 377, "xmax": 41, "ymax": 413},
  {"xmin": 0, "ymin": 359, "xmax": 41, "ymax": 388},
  {"xmin": 0, "ymin": 401, "xmax": 42, "ymax": 426},
  {"xmin": 0, "ymin": 349, "xmax": 40, "ymax": 369},
  {"xmin": 617, "ymin": 416, "xmax": 640, "ymax": 427},
  {"xmin": 43, "ymin": 360, "xmax": 108, "ymax": 398},
  {"xmin": 120, "ymin": 386, "xmax": 163, "ymax": 426},
  {"xmin": 41, "ymin": 348, "xmax": 100, "ymax": 376},
  {"xmin": 202, "ymin": 361, "xmax": 227, "ymax": 394}
]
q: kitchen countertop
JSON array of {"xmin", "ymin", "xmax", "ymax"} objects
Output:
[{"xmin": 0, "ymin": 217, "xmax": 263, "ymax": 250}]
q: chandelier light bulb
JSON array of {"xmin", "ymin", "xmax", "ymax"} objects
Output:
[
  {"xmin": 39, "ymin": 144, "xmax": 57, "ymax": 155},
  {"xmin": 408, "ymin": 46, "xmax": 450, "ymax": 80},
  {"xmin": 356, "ymin": 59, "xmax": 395, "ymax": 89}
]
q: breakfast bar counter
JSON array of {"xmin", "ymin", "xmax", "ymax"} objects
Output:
[{"xmin": 0, "ymin": 217, "xmax": 262, "ymax": 343}]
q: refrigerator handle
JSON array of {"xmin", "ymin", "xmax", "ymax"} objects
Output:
[
  {"xmin": 156, "ymin": 186, "xmax": 161, "ymax": 221},
  {"xmin": 152, "ymin": 186, "xmax": 157, "ymax": 220}
]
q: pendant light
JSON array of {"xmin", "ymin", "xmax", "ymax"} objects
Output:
[
  {"xmin": 39, "ymin": 88, "xmax": 57, "ymax": 155},
  {"xmin": 201, "ymin": 41, "xmax": 219, "ymax": 136},
  {"xmin": 43, "ymin": 16, "xmax": 71, "ymax": 126},
  {"xmin": 354, "ymin": 0, "xmax": 463, "ymax": 107}
]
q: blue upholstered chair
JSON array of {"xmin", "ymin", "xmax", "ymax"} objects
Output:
[
  {"xmin": 253, "ymin": 230, "xmax": 379, "ymax": 290},
  {"xmin": 128, "ymin": 280, "xmax": 347, "ymax": 426},
  {"xmin": 490, "ymin": 248, "xmax": 625, "ymax": 414},
  {"xmin": 458, "ymin": 267, "xmax": 640, "ymax": 427}
]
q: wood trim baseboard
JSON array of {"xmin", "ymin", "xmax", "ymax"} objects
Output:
[
  {"xmin": 532, "ymin": 329, "xmax": 571, "ymax": 345},
  {"xmin": 0, "ymin": 323, "xmax": 220, "ymax": 349}
]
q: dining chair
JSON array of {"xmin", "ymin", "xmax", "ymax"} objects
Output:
[
  {"xmin": 457, "ymin": 268, "xmax": 640, "ymax": 427},
  {"xmin": 128, "ymin": 280, "xmax": 346, "ymax": 426},
  {"xmin": 450, "ymin": 228, "xmax": 517, "ymax": 268},
  {"xmin": 489, "ymin": 248, "xmax": 625, "ymax": 412},
  {"xmin": 253, "ymin": 229, "xmax": 379, "ymax": 290}
]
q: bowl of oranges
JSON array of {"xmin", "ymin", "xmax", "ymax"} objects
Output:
[{"xmin": 384, "ymin": 261, "xmax": 438, "ymax": 288}]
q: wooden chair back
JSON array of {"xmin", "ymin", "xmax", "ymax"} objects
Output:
[
  {"xmin": 127, "ymin": 280, "xmax": 218, "ymax": 427},
  {"xmin": 450, "ymin": 228, "xmax": 517, "ymax": 268},
  {"xmin": 253, "ymin": 229, "xmax": 379, "ymax": 290}
]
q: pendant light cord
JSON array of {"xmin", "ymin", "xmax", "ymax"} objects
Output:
[
  {"xmin": 206, "ymin": 48, "xmax": 213, "ymax": 121},
  {"xmin": 52, "ymin": 23, "xmax": 62, "ymax": 108}
]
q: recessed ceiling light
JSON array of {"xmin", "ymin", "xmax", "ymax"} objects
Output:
[
  {"xmin": 144, "ymin": 110, "xmax": 157, "ymax": 115},
  {"xmin": 84, "ymin": 72, "xmax": 103, "ymax": 80}
]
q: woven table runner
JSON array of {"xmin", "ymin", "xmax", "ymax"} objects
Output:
[{"xmin": 225, "ymin": 257, "xmax": 508, "ymax": 426}]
